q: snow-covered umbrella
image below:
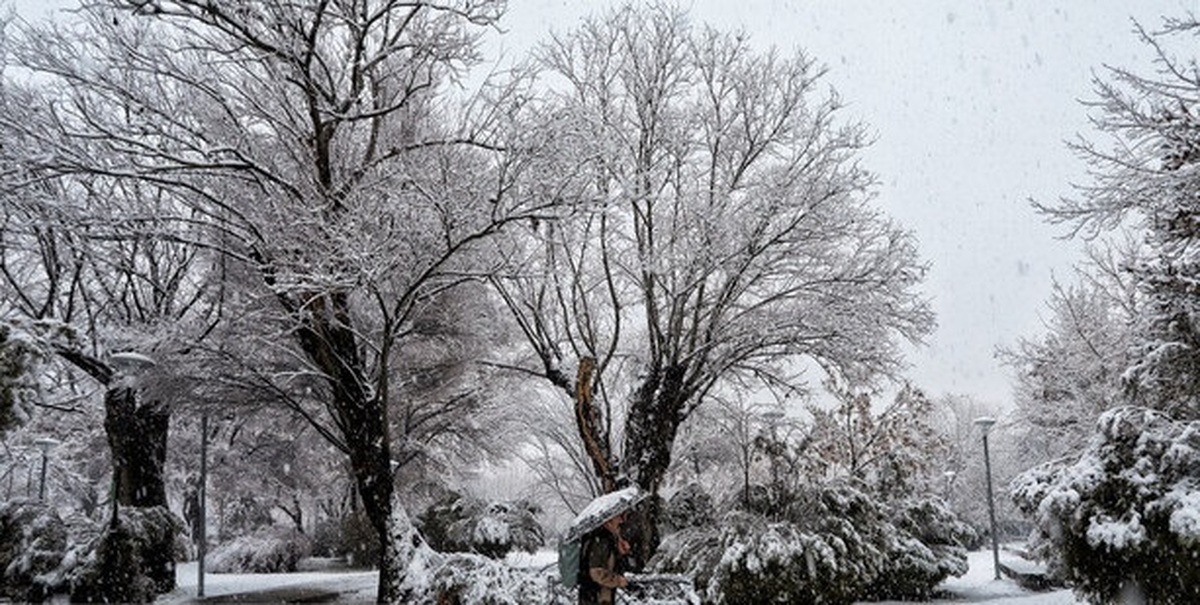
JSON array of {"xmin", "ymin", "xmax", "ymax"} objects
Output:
[{"xmin": 562, "ymin": 486, "xmax": 646, "ymax": 544}]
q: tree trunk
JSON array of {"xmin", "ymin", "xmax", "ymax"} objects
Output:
[
  {"xmin": 102, "ymin": 383, "xmax": 175, "ymax": 592},
  {"xmin": 343, "ymin": 404, "xmax": 399, "ymax": 603},
  {"xmin": 292, "ymin": 292, "xmax": 407, "ymax": 603},
  {"xmin": 622, "ymin": 364, "xmax": 689, "ymax": 568},
  {"xmin": 574, "ymin": 357, "xmax": 617, "ymax": 492},
  {"xmin": 54, "ymin": 348, "xmax": 177, "ymax": 595},
  {"xmin": 104, "ymin": 385, "xmax": 169, "ymax": 507}
]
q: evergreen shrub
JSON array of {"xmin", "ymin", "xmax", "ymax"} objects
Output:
[{"xmin": 1012, "ymin": 407, "xmax": 1200, "ymax": 604}]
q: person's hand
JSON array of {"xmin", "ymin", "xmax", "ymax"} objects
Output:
[
  {"xmin": 617, "ymin": 575, "xmax": 629, "ymax": 588},
  {"xmin": 617, "ymin": 537, "xmax": 631, "ymax": 556}
]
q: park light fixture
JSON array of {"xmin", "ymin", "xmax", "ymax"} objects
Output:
[
  {"xmin": 33, "ymin": 437, "xmax": 60, "ymax": 501},
  {"xmin": 110, "ymin": 351, "xmax": 157, "ymax": 373},
  {"xmin": 974, "ymin": 416, "xmax": 1000, "ymax": 580}
]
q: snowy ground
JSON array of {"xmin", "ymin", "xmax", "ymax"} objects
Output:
[
  {"xmin": 879, "ymin": 548, "xmax": 1081, "ymax": 605},
  {"xmin": 155, "ymin": 548, "xmax": 1082, "ymax": 604}
]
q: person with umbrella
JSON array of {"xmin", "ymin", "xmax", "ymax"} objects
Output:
[
  {"xmin": 564, "ymin": 486, "xmax": 644, "ymax": 604},
  {"xmin": 580, "ymin": 509, "xmax": 632, "ymax": 604}
]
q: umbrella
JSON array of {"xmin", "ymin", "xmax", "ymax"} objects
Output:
[{"xmin": 562, "ymin": 486, "xmax": 646, "ymax": 543}]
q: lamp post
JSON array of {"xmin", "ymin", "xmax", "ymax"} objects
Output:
[
  {"xmin": 34, "ymin": 437, "xmax": 60, "ymax": 501},
  {"xmin": 25, "ymin": 457, "xmax": 34, "ymax": 498},
  {"xmin": 198, "ymin": 412, "xmax": 208, "ymax": 597},
  {"xmin": 974, "ymin": 416, "xmax": 1000, "ymax": 580}
]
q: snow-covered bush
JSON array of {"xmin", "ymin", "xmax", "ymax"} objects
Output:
[
  {"xmin": 0, "ymin": 499, "xmax": 68, "ymax": 602},
  {"xmin": 651, "ymin": 483, "xmax": 972, "ymax": 604},
  {"xmin": 415, "ymin": 552, "xmax": 555, "ymax": 604},
  {"xmin": 68, "ymin": 506, "xmax": 181, "ymax": 603},
  {"xmin": 651, "ymin": 509, "xmax": 872, "ymax": 605},
  {"xmin": 1012, "ymin": 406, "xmax": 1200, "ymax": 604},
  {"xmin": 205, "ymin": 525, "xmax": 312, "ymax": 573},
  {"xmin": 866, "ymin": 496, "xmax": 975, "ymax": 600},
  {"xmin": 418, "ymin": 494, "xmax": 544, "ymax": 559},
  {"xmin": 663, "ymin": 483, "xmax": 715, "ymax": 533}
]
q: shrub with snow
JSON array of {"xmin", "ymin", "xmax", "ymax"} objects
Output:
[
  {"xmin": 1012, "ymin": 406, "xmax": 1200, "ymax": 604},
  {"xmin": 650, "ymin": 483, "xmax": 972, "ymax": 604},
  {"xmin": 651, "ymin": 509, "xmax": 870, "ymax": 605},
  {"xmin": 415, "ymin": 552, "xmax": 557, "ymax": 604},
  {"xmin": 68, "ymin": 506, "xmax": 181, "ymax": 603},
  {"xmin": 663, "ymin": 483, "xmax": 715, "ymax": 533},
  {"xmin": 0, "ymin": 499, "xmax": 68, "ymax": 602},
  {"xmin": 866, "ymin": 496, "xmax": 975, "ymax": 600},
  {"xmin": 418, "ymin": 494, "xmax": 544, "ymax": 560},
  {"xmin": 205, "ymin": 525, "xmax": 312, "ymax": 573}
]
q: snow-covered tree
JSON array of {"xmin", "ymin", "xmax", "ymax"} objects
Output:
[
  {"xmin": 1000, "ymin": 242, "xmax": 1140, "ymax": 462},
  {"xmin": 804, "ymin": 384, "xmax": 943, "ymax": 499},
  {"xmin": 0, "ymin": 89, "xmax": 217, "ymax": 592},
  {"xmin": 2, "ymin": 1, "xmax": 560, "ymax": 600},
  {"xmin": 1033, "ymin": 15, "xmax": 1200, "ymax": 420},
  {"xmin": 492, "ymin": 2, "xmax": 933, "ymax": 563}
]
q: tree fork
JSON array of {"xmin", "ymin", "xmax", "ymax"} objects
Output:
[{"xmin": 574, "ymin": 356, "xmax": 617, "ymax": 492}]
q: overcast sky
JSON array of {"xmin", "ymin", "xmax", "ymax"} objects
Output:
[{"xmin": 10, "ymin": 1, "xmax": 1195, "ymax": 408}]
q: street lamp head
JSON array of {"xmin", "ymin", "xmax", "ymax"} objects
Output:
[
  {"xmin": 974, "ymin": 416, "xmax": 997, "ymax": 436},
  {"xmin": 33, "ymin": 437, "xmax": 61, "ymax": 453},
  {"xmin": 110, "ymin": 351, "xmax": 157, "ymax": 373}
]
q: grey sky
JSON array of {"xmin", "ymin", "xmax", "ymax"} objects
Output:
[{"xmin": 9, "ymin": 0, "xmax": 1193, "ymax": 407}]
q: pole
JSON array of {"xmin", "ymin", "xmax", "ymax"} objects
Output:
[
  {"xmin": 198, "ymin": 413, "xmax": 208, "ymax": 597},
  {"xmin": 982, "ymin": 431, "xmax": 1000, "ymax": 580},
  {"xmin": 38, "ymin": 448, "xmax": 48, "ymax": 501}
]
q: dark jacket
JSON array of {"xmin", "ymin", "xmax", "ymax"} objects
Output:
[{"xmin": 578, "ymin": 528, "xmax": 621, "ymax": 605}]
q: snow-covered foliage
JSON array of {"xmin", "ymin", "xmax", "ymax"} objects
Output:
[
  {"xmin": 867, "ymin": 497, "xmax": 975, "ymax": 600},
  {"xmin": 205, "ymin": 526, "xmax": 312, "ymax": 573},
  {"xmin": 0, "ymin": 499, "xmax": 68, "ymax": 602},
  {"xmin": 804, "ymin": 384, "xmax": 945, "ymax": 498},
  {"xmin": 0, "ymin": 321, "xmax": 41, "ymax": 435},
  {"xmin": 404, "ymin": 550, "xmax": 698, "ymax": 605},
  {"xmin": 412, "ymin": 552, "xmax": 556, "ymax": 604},
  {"xmin": 418, "ymin": 493, "xmax": 545, "ymax": 559},
  {"xmin": 68, "ymin": 506, "xmax": 181, "ymax": 603},
  {"xmin": 1012, "ymin": 406, "xmax": 1200, "ymax": 603},
  {"xmin": 650, "ymin": 483, "xmax": 972, "ymax": 604},
  {"xmin": 652, "ymin": 508, "xmax": 870, "ymax": 605},
  {"xmin": 663, "ymin": 483, "xmax": 715, "ymax": 533}
]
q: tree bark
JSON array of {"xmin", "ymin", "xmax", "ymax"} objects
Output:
[
  {"xmin": 103, "ymin": 384, "xmax": 175, "ymax": 592},
  {"xmin": 574, "ymin": 357, "xmax": 617, "ymax": 493},
  {"xmin": 104, "ymin": 385, "xmax": 169, "ymax": 508},
  {"xmin": 622, "ymin": 363, "xmax": 688, "ymax": 568},
  {"xmin": 291, "ymin": 292, "xmax": 404, "ymax": 603}
]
